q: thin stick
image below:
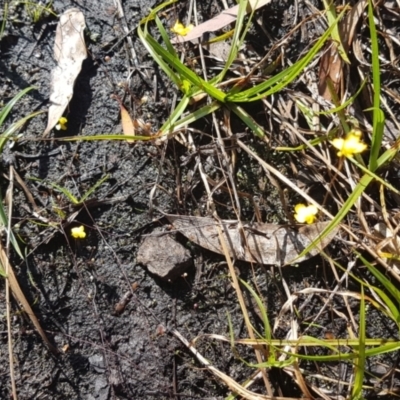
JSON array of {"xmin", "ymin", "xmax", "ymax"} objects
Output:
[{"xmin": 5, "ymin": 167, "xmax": 17, "ymax": 400}]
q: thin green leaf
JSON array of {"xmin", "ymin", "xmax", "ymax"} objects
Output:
[
  {"xmin": 160, "ymin": 100, "xmax": 221, "ymax": 135},
  {"xmin": 368, "ymin": 0, "xmax": 384, "ymax": 171},
  {"xmin": 80, "ymin": 174, "xmax": 109, "ymax": 203},
  {"xmin": 360, "ymin": 253, "xmax": 400, "ymax": 326},
  {"xmin": 228, "ymin": 103, "xmax": 265, "ymax": 138},
  {"xmin": 0, "ymin": 1, "xmax": 8, "ymax": 40},
  {"xmin": 322, "ymin": 0, "xmax": 350, "ymax": 63},
  {"xmin": 226, "ymin": 9, "xmax": 346, "ymax": 102},
  {"xmin": 49, "ymin": 183, "xmax": 79, "ymax": 205},
  {"xmin": 0, "ymin": 87, "xmax": 36, "ymax": 127},
  {"xmin": 296, "ymin": 144, "xmax": 399, "ymax": 260},
  {"xmin": 240, "ymin": 278, "xmax": 272, "ymax": 341},
  {"xmin": 155, "ymin": 15, "xmax": 178, "ymax": 59}
]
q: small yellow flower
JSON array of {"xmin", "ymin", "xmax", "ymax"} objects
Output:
[
  {"xmin": 171, "ymin": 20, "xmax": 194, "ymax": 36},
  {"xmin": 71, "ymin": 225, "xmax": 86, "ymax": 239},
  {"xmin": 55, "ymin": 117, "xmax": 68, "ymax": 131},
  {"xmin": 294, "ymin": 204, "xmax": 318, "ymax": 224},
  {"xmin": 331, "ymin": 129, "xmax": 367, "ymax": 158}
]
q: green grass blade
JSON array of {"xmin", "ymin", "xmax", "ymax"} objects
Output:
[
  {"xmin": 359, "ymin": 253, "xmax": 400, "ymax": 326},
  {"xmin": 155, "ymin": 15, "xmax": 178, "ymax": 59},
  {"xmin": 317, "ymin": 79, "xmax": 367, "ymax": 116},
  {"xmin": 226, "ymin": 9, "xmax": 345, "ymax": 103},
  {"xmin": 277, "ymin": 340, "xmax": 400, "ymax": 362},
  {"xmin": 228, "ymin": 103, "xmax": 265, "ymax": 138},
  {"xmin": 138, "ymin": 18, "xmax": 182, "ymax": 89},
  {"xmin": 216, "ymin": 0, "xmax": 250, "ymax": 83},
  {"xmin": 239, "ymin": 278, "xmax": 271, "ymax": 341},
  {"xmin": 160, "ymin": 100, "xmax": 221, "ymax": 135},
  {"xmin": 60, "ymin": 134, "xmax": 157, "ymax": 142},
  {"xmin": 49, "ymin": 183, "xmax": 79, "ymax": 205},
  {"xmin": 322, "ymin": 0, "xmax": 350, "ymax": 63},
  {"xmin": 0, "ymin": 1, "xmax": 8, "ymax": 40},
  {"xmin": 138, "ymin": 0, "xmax": 178, "ymax": 25},
  {"xmin": 296, "ymin": 143, "xmax": 399, "ymax": 261},
  {"xmin": 159, "ymin": 96, "xmax": 191, "ymax": 134},
  {"xmin": 138, "ymin": 8, "xmax": 227, "ymax": 101},
  {"xmin": 0, "ymin": 87, "xmax": 36, "ymax": 127},
  {"xmin": 368, "ymin": 0, "xmax": 384, "ymax": 171},
  {"xmin": 80, "ymin": 174, "xmax": 109, "ymax": 203},
  {"xmin": 0, "ymin": 110, "xmax": 43, "ymax": 151}
]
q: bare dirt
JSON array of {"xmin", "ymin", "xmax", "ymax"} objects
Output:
[{"xmin": 1, "ymin": 0, "xmax": 400, "ymax": 399}]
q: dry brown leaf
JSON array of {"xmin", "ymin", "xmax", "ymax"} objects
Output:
[
  {"xmin": 171, "ymin": 0, "xmax": 272, "ymax": 44},
  {"xmin": 166, "ymin": 215, "xmax": 337, "ymax": 265},
  {"xmin": 318, "ymin": 41, "xmax": 343, "ymax": 101},
  {"xmin": 319, "ymin": 0, "xmax": 367, "ymax": 101},
  {"xmin": 119, "ymin": 103, "xmax": 136, "ymax": 143},
  {"xmin": 339, "ymin": 0, "xmax": 368, "ymax": 52},
  {"xmin": 43, "ymin": 8, "xmax": 87, "ymax": 137},
  {"xmin": 113, "ymin": 95, "xmax": 154, "ymax": 142}
]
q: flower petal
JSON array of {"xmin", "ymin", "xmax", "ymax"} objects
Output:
[
  {"xmin": 171, "ymin": 21, "xmax": 193, "ymax": 36},
  {"xmin": 71, "ymin": 225, "xmax": 86, "ymax": 239},
  {"xmin": 294, "ymin": 204, "xmax": 318, "ymax": 224}
]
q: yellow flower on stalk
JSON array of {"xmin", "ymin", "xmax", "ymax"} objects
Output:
[
  {"xmin": 71, "ymin": 225, "xmax": 86, "ymax": 239},
  {"xmin": 331, "ymin": 129, "xmax": 367, "ymax": 158},
  {"xmin": 171, "ymin": 20, "xmax": 194, "ymax": 36},
  {"xmin": 294, "ymin": 204, "xmax": 318, "ymax": 224},
  {"xmin": 55, "ymin": 117, "xmax": 68, "ymax": 131}
]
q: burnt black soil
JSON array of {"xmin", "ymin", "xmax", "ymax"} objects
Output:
[{"xmin": 1, "ymin": 0, "xmax": 400, "ymax": 399}]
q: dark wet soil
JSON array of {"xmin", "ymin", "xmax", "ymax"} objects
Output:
[{"xmin": 1, "ymin": 0, "xmax": 400, "ymax": 399}]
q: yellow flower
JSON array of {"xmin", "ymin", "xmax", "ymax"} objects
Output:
[
  {"xmin": 171, "ymin": 20, "xmax": 194, "ymax": 36},
  {"xmin": 331, "ymin": 129, "xmax": 367, "ymax": 158},
  {"xmin": 294, "ymin": 204, "xmax": 318, "ymax": 224},
  {"xmin": 71, "ymin": 225, "xmax": 86, "ymax": 239},
  {"xmin": 55, "ymin": 117, "xmax": 68, "ymax": 131}
]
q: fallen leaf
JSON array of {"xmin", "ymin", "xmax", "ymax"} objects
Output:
[
  {"xmin": 120, "ymin": 102, "xmax": 136, "ymax": 143},
  {"xmin": 43, "ymin": 8, "xmax": 87, "ymax": 136},
  {"xmin": 171, "ymin": 0, "xmax": 272, "ymax": 44},
  {"xmin": 318, "ymin": 41, "xmax": 343, "ymax": 101},
  {"xmin": 112, "ymin": 95, "xmax": 153, "ymax": 142},
  {"xmin": 339, "ymin": 0, "xmax": 368, "ymax": 52},
  {"xmin": 166, "ymin": 215, "xmax": 338, "ymax": 265},
  {"xmin": 319, "ymin": 0, "xmax": 368, "ymax": 101}
]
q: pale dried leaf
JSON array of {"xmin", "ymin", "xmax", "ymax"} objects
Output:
[
  {"xmin": 171, "ymin": 0, "xmax": 272, "ymax": 44},
  {"xmin": 43, "ymin": 8, "xmax": 87, "ymax": 137},
  {"xmin": 167, "ymin": 215, "xmax": 337, "ymax": 265},
  {"xmin": 120, "ymin": 103, "xmax": 135, "ymax": 143}
]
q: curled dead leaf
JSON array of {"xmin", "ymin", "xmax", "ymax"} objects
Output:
[{"xmin": 166, "ymin": 214, "xmax": 338, "ymax": 265}]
